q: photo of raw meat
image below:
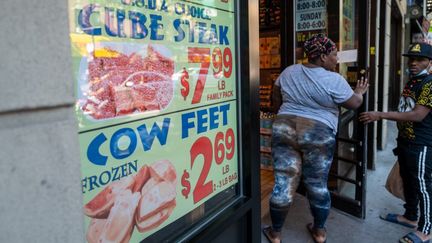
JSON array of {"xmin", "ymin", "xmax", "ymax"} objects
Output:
[
  {"xmin": 87, "ymin": 190, "xmax": 140, "ymax": 243},
  {"xmin": 84, "ymin": 176, "xmax": 135, "ymax": 219},
  {"xmin": 135, "ymin": 178, "xmax": 176, "ymax": 232},
  {"xmin": 84, "ymin": 160, "xmax": 177, "ymax": 243},
  {"xmin": 79, "ymin": 43, "xmax": 174, "ymax": 120}
]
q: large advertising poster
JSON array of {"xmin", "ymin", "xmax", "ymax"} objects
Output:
[{"xmin": 68, "ymin": 0, "xmax": 238, "ymax": 242}]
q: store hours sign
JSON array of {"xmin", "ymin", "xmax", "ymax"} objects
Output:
[{"xmin": 295, "ymin": 0, "xmax": 327, "ymax": 31}]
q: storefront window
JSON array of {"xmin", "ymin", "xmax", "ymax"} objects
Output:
[{"xmin": 68, "ymin": 0, "xmax": 241, "ymax": 241}]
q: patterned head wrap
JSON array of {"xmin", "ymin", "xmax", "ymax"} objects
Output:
[{"xmin": 303, "ymin": 33, "xmax": 336, "ymax": 60}]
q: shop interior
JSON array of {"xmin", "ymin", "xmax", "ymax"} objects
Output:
[{"xmin": 258, "ymin": 0, "xmax": 281, "ymax": 215}]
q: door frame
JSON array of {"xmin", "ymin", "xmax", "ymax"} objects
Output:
[{"xmin": 330, "ymin": 0, "xmax": 370, "ymax": 219}]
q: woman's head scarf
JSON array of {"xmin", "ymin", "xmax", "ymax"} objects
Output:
[{"xmin": 303, "ymin": 33, "xmax": 336, "ymax": 60}]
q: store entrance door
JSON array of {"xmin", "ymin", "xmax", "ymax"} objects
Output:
[
  {"xmin": 291, "ymin": 0, "xmax": 370, "ymax": 218},
  {"xmin": 329, "ymin": 95, "xmax": 368, "ymax": 218},
  {"xmin": 326, "ymin": 0, "xmax": 370, "ymax": 219}
]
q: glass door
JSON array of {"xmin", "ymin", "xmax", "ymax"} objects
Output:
[
  {"xmin": 293, "ymin": 0, "xmax": 369, "ymax": 218},
  {"xmin": 329, "ymin": 0, "xmax": 369, "ymax": 219}
]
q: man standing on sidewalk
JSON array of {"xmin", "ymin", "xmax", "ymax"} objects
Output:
[{"xmin": 360, "ymin": 43, "xmax": 432, "ymax": 243}]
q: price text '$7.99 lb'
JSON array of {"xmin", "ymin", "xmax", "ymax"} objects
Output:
[{"xmin": 180, "ymin": 47, "xmax": 233, "ymax": 104}]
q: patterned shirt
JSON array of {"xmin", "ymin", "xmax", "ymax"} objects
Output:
[{"xmin": 397, "ymin": 74, "xmax": 432, "ymax": 145}]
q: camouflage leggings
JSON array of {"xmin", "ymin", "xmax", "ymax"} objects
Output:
[{"xmin": 269, "ymin": 114, "xmax": 336, "ymax": 231}]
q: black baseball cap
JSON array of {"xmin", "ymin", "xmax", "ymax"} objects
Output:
[{"xmin": 403, "ymin": 43, "xmax": 432, "ymax": 59}]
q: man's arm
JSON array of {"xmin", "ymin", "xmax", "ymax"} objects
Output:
[{"xmin": 359, "ymin": 104, "xmax": 431, "ymax": 123}]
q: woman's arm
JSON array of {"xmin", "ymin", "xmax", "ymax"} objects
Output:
[{"xmin": 340, "ymin": 77, "xmax": 369, "ymax": 109}]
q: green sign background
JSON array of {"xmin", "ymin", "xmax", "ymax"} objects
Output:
[{"xmin": 69, "ymin": 0, "xmax": 239, "ymax": 241}]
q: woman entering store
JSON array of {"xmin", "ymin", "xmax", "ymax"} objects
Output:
[{"xmin": 262, "ymin": 33, "xmax": 369, "ymax": 243}]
